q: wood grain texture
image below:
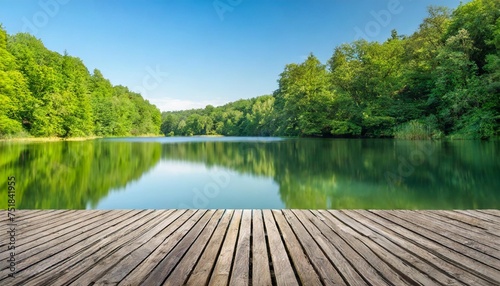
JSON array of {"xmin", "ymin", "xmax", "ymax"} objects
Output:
[{"xmin": 1, "ymin": 209, "xmax": 499, "ymax": 286}]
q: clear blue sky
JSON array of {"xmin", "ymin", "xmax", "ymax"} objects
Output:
[{"xmin": 0, "ymin": 0, "xmax": 465, "ymax": 111}]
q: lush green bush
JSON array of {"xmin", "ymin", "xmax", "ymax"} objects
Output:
[
  {"xmin": 0, "ymin": 115, "xmax": 23, "ymax": 136},
  {"xmin": 394, "ymin": 119, "xmax": 443, "ymax": 140},
  {"xmin": 330, "ymin": 120, "xmax": 362, "ymax": 136},
  {"xmin": 449, "ymin": 111, "xmax": 498, "ymax": 139}
]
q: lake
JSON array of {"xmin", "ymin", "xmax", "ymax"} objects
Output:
[{"xmin": 1, "ymin": 137, "xmax": 499, "ymax": 210}]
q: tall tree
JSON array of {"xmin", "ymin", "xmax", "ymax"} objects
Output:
[
  {"xmin": 446, "ymin": 0, "xmax": 500, "ymax": 73},
  {"xmin": 0, "ymin": 26, "xmax": 33, "ymax": 135},
  {"xmin": 274, "ymin": 54, "xmax": 335, "ymax": 136}
]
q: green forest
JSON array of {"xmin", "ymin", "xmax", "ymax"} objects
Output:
[
  {"xmin": 1, "ymin": 0, "xmax": 498, "ymax": 140},
  {"xmin": 162, "ymin": 0, "xmax": 500, "ymax": 139},
  {"xmin": 0, "ymin": 27, "xmax": 161, "ymax": 138}
]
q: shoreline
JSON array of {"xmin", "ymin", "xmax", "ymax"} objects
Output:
[
  {"xmin": 0, "ymin": 136, "xmax": 102, "ymax": 142},
  {"xmin": 1, "ymin": 134, "xmax": 496, "ymax": 142},
  {"xmin": 0, "ymin": 134, "xmax": 165, "ymax": 143}
]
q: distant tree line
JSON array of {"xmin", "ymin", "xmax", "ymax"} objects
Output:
[
  {"xmin": 161, "ymin": 96, "xmax": 276, "ymax": 136},
  {"xmin": 161, "ymin": 0, "xmax": 499, "ymax": 139},
  {"xmin": 0, "ymin": 27, "xmax": 161, "ymax": 138}
]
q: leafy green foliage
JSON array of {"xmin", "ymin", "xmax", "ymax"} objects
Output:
[
  {"xmin": 445, "ymin": 0, "xmax": 500, "ymax": 73},
  {"xmin": 161, "ymin": 0, "xmax": 498, "ymax": 139},
  {"xmin": 161, "ymin": 97, "xmax": 273, "ymax": 137},
  {"xmin": 274, "ymin": 54, "xmax": 336, "ymax": 136},
  {"xmin": 394, "ymin": 119, "xmax": 443, "ymax": 140},
  {"xmin": 0, "ymin": 27, "xmax": 161, "ymax": 138}
]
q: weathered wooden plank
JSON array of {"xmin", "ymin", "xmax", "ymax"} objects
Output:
[
  {"xmin": 0, "ymin": 210, "xmax": 77, "ymax": 248},
  {"xmin": 117, "ymin": 210, "xmax": 199, "ymax": 285},
  {"xmin": 1, "ymin": 209, "xmax": 499, "ymax": 286},
  {"xmin": 0, "ymin": 210, "xmax": 131, "ymax": 273},
  {"xmin": 14, "ymin": 210, "xmax": 105, "ymax": 237},
  {"xmin": 29, "ymin": 211, "xmax": 156, "ymax": 285},
  {"xmin": 83, "ymin": 210, "xmax": 190, "ymax": 285},
  {"xmin": 15, "ymin": 210, "xmax": 129, "ymax": 258},
  {"xmin": 0, "ymin": 210, "xmax": 115, "ymax": 260},
  {"xmin": 478, "ymin": 210, "xmax": 500, "ymax": 218},
  {"xmin": 292, "ymin": 210, "xmax": 367, "ymax": 285},
  {"xmin": 0, "ymin": 210, "xmax": 43, "ymax": 235},
  {"xmin": 186, "ymin": 210, "xmax": 234, "ymax": 286},
  {"xmin": 118, "ymin": 210, "xmax": 206, "ymax": 286},
  {"xmin": 144, "ymin": 210, "xmax": 215, "ymax": 285},
  {"xmin": 46, "ymin": 210, "xmax": 175, "ymax": 285},
  {"xmin": 209, "ymin": 210, "xmax": 242, "ymax": 286},
  {"xmin": 282, "ymin": 209, "xmax": 346, "ymax": 285},
  {"xmin": 467, "ymin": 210, "xmax": 500, "ymax": 226},
  {"xmin": 251, "ymin": 210, "xmax": 272, "ymax": 286},
  {"xmin": 405, "ymin": 211, "xmax": 500, "ymax": 255},
  {"xmin": 16, "ymin": 210, "xmax": 79, "ymax": 230},
  {"xmin": 431, "ymin": 210, "xmax": 500, "ymax": 238},
  {"xmin": 262, "ymin": 209, "xmax": 298, "ymax": 286},
  {"xmin": 371, "ymin": 210, "xmax": 500, "ymax": 284},
  {"xmin": 424, "ymin": 211, "xmax": 500, "ymax": 250},
  {"xmin": 325, "ymin": 210, "xmax": 409, "ymax": 285},
  {"xmin": 328, "ymin": 210, "xmax": 436, "ymax": 285},
  {"xmin": 3, "ymin": 210, "xmax": 144, "ymax": 285},
  {"xmin": 343, "ymin": 210, "xmax": 468, "ymax": 286},
  {"xmin": 273, "ymin": 210, "xmax": 322, "ymax": 285},
  {"xmin": 163, "ymin": 210, "xmax": 225, "ymax": 286},
  {"xmin": 228, "ymin": 209, "xmax": 252, "ymax": 286},
  {"xmin": 355, "ymin": 210, "xmax": 494, "ymax": 286},
  {"xmin": 455, "ymin": 210, "xmax": 500, "ymax": 232},
  {"xmin": 306, "ymin": 210, "xmax": 387, "ymax": 285},
  {"xmin": 389, "ymin": 211, "xmax": 500, "ymax": 272},
  {"xmin": 140, "ymin": 210, "xmax": 216, "ymax": 285},
  {"xmin": 16, "ymin": 209, "xmax": 68, "ymax": 222},
  {"xmin": 14, "ymin": 210, "xmax": 67, "ymax": 224},
  {"xmin": 9, "ymin": 209, "xmax": 44, "ymax": 219},
  {"xmin": 0, "ymin": 210, "xmax": 93, "ymax": 248}
]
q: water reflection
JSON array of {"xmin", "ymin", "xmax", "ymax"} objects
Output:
[
  {"xmin": 161, "ymin": 139, "xmax": 500, "ymax": 209},
  {"xmin": 0, "ymin": 140, "xmax": 161, "ymax": 209},
  {"xmin": 1, "ymin": 138, "xmax": 499, "ymax": 209}
]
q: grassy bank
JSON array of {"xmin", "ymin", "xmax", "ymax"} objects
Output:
[
  {"xmin": 0, "ymin": 133, "xmax": 166, "ymax": 142},
  {"xmin": 0, "ymin": 136, "xmax": 102, "ymax": 142}
]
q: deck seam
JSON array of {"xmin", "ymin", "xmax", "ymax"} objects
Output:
[
  {"xmin": 369, "ymin": 210, "xmax": 500, "ymax": 284},
  {"xmin": 2, "ymin": 209, "xmax": 499, "ymax": 286},
  {"xmin": 273, "ymin": 210, "xmax": 306, "ymax": 285}
]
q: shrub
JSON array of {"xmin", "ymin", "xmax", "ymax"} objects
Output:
[{"xmin": 394, "ymin": 119, "xmax": 442, "ymax": 140}]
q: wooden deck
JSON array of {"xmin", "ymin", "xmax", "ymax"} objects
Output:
[{"xmin": 1, "ymin": 209, "xmax": 500, "ymax": 285}]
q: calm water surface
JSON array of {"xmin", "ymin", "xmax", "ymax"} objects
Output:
[{"xmin": 1, "ymin": 137, "xmax": 499, "ymax": 209}]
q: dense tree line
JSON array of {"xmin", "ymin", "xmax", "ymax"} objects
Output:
[
  {"xmin": 161, "ymin": 95, "xmax": 275, "ymax": 136},
  {"xmin": 0, "ymin": 27, "xmax": 161, "ymax": 138},
  {"xmin": 162, "ymin": 0, "xmax": 499, "ymax": 139}
]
